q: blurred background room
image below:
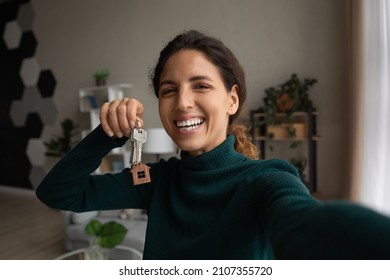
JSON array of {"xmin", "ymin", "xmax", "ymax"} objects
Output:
[{"xmin": 1, "ymin": 0, "xmax": 389, "ymax": 259}]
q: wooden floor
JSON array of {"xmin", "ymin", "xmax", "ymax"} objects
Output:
[{"xmin": 0, "ymin": 186, "xmax": 68, "ymax": 260}]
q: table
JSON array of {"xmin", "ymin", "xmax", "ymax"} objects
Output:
[{"xmin": 55, "ymin": 245, "xmax": 143, "ymax": 260}]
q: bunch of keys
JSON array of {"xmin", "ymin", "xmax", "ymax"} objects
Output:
[{"xmin": 129, "ymin": 123, "xmax": 151, "ymax": 185}]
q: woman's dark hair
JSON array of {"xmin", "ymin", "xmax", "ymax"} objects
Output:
[
  {"xmin": 152, "ymin": 30, "xmax": 245, "ymax": 123},
  {"xmin": 151, "ymin": 30, "xmax": 259, "ymax": 159}
]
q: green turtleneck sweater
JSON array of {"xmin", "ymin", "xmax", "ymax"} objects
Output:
[{"xmin": 36, "ymin": 126, "xmax": 390, "ymax": 259}]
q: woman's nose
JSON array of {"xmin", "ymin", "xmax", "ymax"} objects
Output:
[{"xmin": 175, "ymin": 88, "xmax": 194, "ymax": 111}]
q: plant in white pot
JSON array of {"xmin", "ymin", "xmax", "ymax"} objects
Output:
[{"xmin": 84, "ymin": 219, "xmax": 128, "ymax": 259}]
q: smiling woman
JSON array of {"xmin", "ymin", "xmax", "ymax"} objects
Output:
[
  {"xmin": 151, "ymin": 30, "xmax": 257, "ymax": 159},
  {"xmin": 36, "ymin": 30, "xmax": 390, "ymax": 260},
  {"xmin": 157, "ymin": 49, "xmax": 240, "ymax": 156}
]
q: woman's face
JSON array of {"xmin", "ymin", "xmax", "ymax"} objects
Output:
[{"xmin": 158, "ymin": 49, "xmax": 239, "ymax": 156}]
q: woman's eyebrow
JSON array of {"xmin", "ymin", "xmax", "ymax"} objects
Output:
[
  {"xmin": 159, "ymin": 80, "xmax": 175, "ymax": 88},
  {"xmin": 159, "ymin": 76, "xmax": 213, "ymax": 88},
  {"xmin": 189, "ymin": 75, "xmax": 213, "ymax": 82}
]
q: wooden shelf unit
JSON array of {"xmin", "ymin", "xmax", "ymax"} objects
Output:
[{"xmin": 250, "ymin": 110, "xmax": 319, "ymax": 193}]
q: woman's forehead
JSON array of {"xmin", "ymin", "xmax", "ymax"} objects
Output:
[{"xmin": 160, "ymin": 50, "xmax": 222, "ymax": 82}]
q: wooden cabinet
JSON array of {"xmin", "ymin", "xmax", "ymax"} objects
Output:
[{"xmin": 250, "ymin": 110, "xmax": 319, "ymax": 193}]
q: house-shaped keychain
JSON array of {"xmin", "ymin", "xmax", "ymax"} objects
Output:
[{"xmin": 130, "ymin": 163, "xmax": 151, "ymax": 185}]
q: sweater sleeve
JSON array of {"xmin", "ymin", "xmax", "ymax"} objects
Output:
[
  {"xmin": 260, "ymin": 160, "xmax": 390, "ymax": 259},
  {"xmin": 36, "ymin": 125, "xmax": 150, "ymax": 212}
]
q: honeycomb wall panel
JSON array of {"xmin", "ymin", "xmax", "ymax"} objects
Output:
[{"xmin": 0, "ymin": 0, "xmax": 58, "ymax": 189}]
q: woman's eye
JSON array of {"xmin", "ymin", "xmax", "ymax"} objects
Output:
[
  {"xmin": 160, "ymin": 88, "xmax": 176, "ymax": 96},
  {"xmin": 194, "ymin": 84, "xmax": 210, "ymax": 91}
]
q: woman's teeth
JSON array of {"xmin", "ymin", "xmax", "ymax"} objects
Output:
[{"xmin": 176, "ymin": 118, "xmax": 204, "ymax": 131}]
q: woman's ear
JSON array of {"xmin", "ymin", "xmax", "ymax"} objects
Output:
[{"xmin": 227, "ymin": 85, "xmax": 239, "ymax": 116}]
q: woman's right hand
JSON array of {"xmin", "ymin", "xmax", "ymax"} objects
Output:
[{"xmin": 99, "ymin": 97, "xmax": 144, "ymax": 138}]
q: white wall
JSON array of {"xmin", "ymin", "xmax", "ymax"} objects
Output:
[{"xmin": 32, "ymin": 0, "xmax": 347, "ymax": 198}]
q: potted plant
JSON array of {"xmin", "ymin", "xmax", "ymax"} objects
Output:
[
  {"xmin": 84, "ymin": 219, "xmax": 128, "ymax": 259},
  {"xmin": 257, "ymin": 73, "xmax": 317, "ymax": 148},
  {"xmin": 93, "ymin": 69, "xmax": 109, "ymax": 86},
  {"xmin": 44, "ymin": 118, "xmax": 78, "ymax": 157}
]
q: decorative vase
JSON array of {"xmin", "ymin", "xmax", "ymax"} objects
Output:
[
  {"xmin": 84, "ymin": 237, "xmax": 108, "ymax": 260},
  {"xmin": 276, "ymin": 93, "xmax": 294, "ymax": 112}
]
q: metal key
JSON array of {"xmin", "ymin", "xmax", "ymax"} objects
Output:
[
  {"xmin": 130, "ymin": 127, "xmax": 151, "ymax": 185},
  {"xmin": 130, "ymin": 128, "xmax": 147, "ymax": 166}
]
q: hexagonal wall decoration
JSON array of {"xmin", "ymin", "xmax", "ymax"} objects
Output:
[
  {"xmin": 19, "ymin": 31, "xmax": 37, "ymax": 58},
  {"xmin": 20, "ymin": 57, "xmax": 41, "ymax": 86},
  {"xmin": 16, "ymin": 3, "xmax": 35, "ymax": 32},
  {"xmin": 10, "ymin": 99, "xmax": 27, "ymax": 126},
  {"xmin": 22, "ymin": 86, "xmax": 42, "ymax": 112},
  {"xmin": 39, "ymin": 97, "xmax": 58, "ymax": 125},
  {"xmin": 7, "ymin": 75, "xmax": 25, "ymax": 100},
  {"xmin": 1, "ymin": 1, "xmax": 58, "ymax": 190},
  {"xmin": 25, "ymin": 112, "xmax": 43, "ymax": 138},
  {"xmin": 26, "ymin": 138, "xmax": 45, "ymax": 166},
  {"xmin": 38, "ymin": 70, "xmax": 57, "ymax": 97},
  {"xmin": 29, "ymin": 165, "xmax": 46, "ymax": 189},
  {"xmin": 3, "ymin": 20, "xmax": 22, "ymax": 49}
]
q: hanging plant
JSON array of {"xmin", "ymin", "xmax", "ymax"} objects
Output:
[{"xmin": 257, "ymin": 73, "xmax": 317, "ymax": 148}]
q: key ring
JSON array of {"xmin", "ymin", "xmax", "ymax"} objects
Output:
[{"xmin": 136, "ymin": 117, "xmax": 141, "ymax": 129}]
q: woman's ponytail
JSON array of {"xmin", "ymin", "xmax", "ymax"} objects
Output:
[{"xmin": 228, "ymin": 123, "xmax": 259, "ymax": 160}]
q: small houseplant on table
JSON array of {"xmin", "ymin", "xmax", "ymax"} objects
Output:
[{"xmin": 84, "ymin": 219, "xmax": 128, "ymax": 259}]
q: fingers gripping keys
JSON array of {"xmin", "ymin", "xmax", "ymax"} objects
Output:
[{"xmin": 130, "ymin": 128, "xmax": 151, "ymax": 185}]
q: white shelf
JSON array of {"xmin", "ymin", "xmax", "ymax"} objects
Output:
[
  {"xmin": 79, "ymin": 83, "xmax": 132, "ymax": 174},
  {"xmin": 79, "ymin": 83, "xmax": 133, "ymax": 112}
]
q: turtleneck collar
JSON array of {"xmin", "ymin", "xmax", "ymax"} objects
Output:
[{"xmin": 180, "ymin": 135, "xmax": 247, "ymax": 171}]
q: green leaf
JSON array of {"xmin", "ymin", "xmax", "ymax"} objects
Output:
[
  {"xmin": 85, "ymin": 219, "xmax": 103, "ymax": 237},
  {"xmin": 44, "ymin": 118, "xmax": 78, "ymax": 157},
  {"xmin": 290, "ymin": 141, "xmax": 302, "ymax": 149},
  {"xmin": 98, "ymin": 221, "xmax": 128, "ymax": 248},
  {"xmin": 93, "ymin": 69, "xmax": 110, "ymax": 80}
]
